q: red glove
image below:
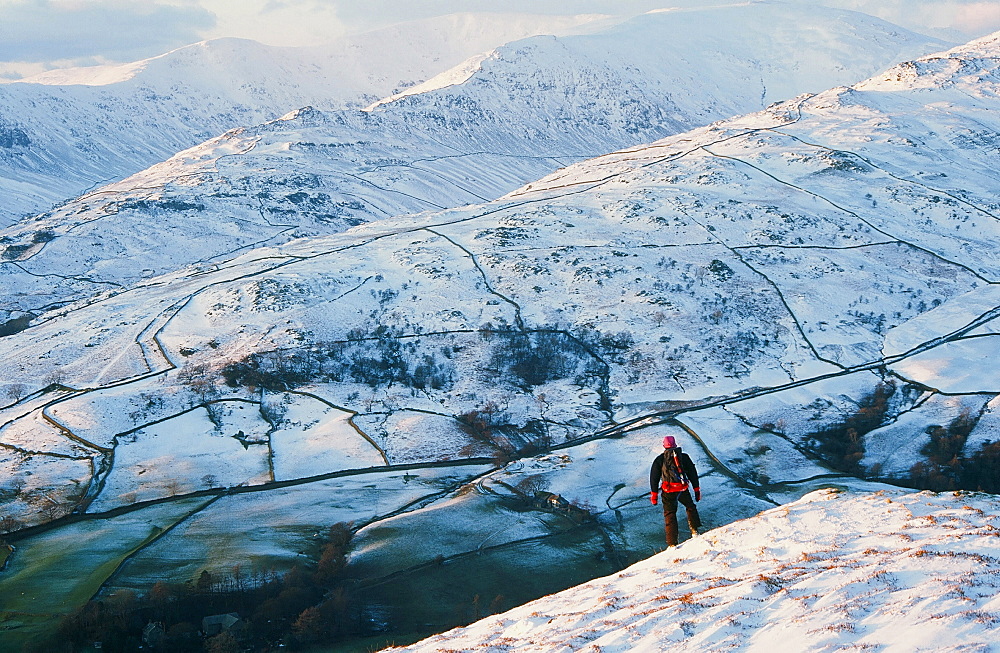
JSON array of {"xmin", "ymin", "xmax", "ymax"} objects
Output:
[
  {"xmin": 650, "ymin": 491, "xmax": 658, "ymax": 505},
  {"xmin": 694, "ymin": 488, "xmax": 701, "ymax": 502}
]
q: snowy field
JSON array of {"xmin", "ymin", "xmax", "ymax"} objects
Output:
[
  {"xmin": 104, "ymin": 464, "xmax": 492, "ymax": 591},
  {"xmin": 91, "ymin": 408, "xmax": 272, "ymax": 511}
]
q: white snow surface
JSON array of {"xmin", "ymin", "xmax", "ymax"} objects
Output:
[
  {"xmin": 15, "ymin": 13, "xmax": 609, "ymax": 88},
  {"xmin": 388, "ymin": 489, "xmax": 1000, "ymax": 653},
  {"xmin": 0, "ymin": 12, "xmax": 612, "ymax": 224},
  {"xmin": 883, "ymin": 284, "xmax": 1000, "ymax": 356},
  {"xmin": 269, "ymin": 392, "xmax": 384, "ymax": 480},
  {"xmin": 892, "ymin": 337, "xmax": 1000, "ymax": 394},
  {"xmin": 91, "ymin": 409, "xmax": 271, "ymax": 511},
  {"xmin": 363, "ymin": 51, "xmax": 493, "ymax": 111},
  {"xmin": 0, "ymin": 1, "xmax": 946, "ymax": 298},
  {"xmin": 3, "ymin": 32, "xmax": 1000, "ymax": 532},
  {"xmin": 967, "ymin": 397, "xmax": 1000, "ymax": 452}
]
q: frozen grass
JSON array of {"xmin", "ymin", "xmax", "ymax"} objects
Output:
[
  {"xmin": 347, "ymin": 488, "xmax": 563, "ymax": 581},
  {"xmin": 356, "ymin": 526, "xmax": 613, "ymax": 642},
  {"xmin": 0, "ymin": 497, "xmax": 210, "ymax": 649},
  {"xmin": 103, "ymin": 464, "xmax": 493, "ymax": 591}
]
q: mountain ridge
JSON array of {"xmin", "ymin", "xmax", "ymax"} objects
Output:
[
  {"xmin": 0, "ymin": 2, "xmax": 951, "ymax": 332},
  {"xmin": 0, "ymin": 12, "xmax": 616, "ymax": 225}
]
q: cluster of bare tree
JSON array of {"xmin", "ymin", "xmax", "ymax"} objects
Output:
[
  {"xmin": 208, "ymin": 324, "xmax": 614, "ymax": 416},
  {"xmin": 906, "ymin": 411, "xmax": 1000, "ymax": 493},
  {"xmin": 45, "ymin": 523, "xmax": 354, "ymax": 652},
  {"xmin": 807, "ymin": 381, "xmax": 896, "ymax": 475}
]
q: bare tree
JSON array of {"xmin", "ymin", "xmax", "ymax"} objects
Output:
[
  {"xmin": 164, "ymin": 479, "xmax": 182, "ymax": 497},
  {"xmin": 4, "ymin": 383, "xmax": 25, "ymax": 402},
  {"xmin": 514, "ymin": 474, "xmax": 549, "ymax": 497}
]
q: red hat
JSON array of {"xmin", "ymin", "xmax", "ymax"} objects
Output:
[{"xmin": 663, "ymin": 435, "xmax": 677, "ymax": 449}]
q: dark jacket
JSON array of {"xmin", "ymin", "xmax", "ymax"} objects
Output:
[{"xmin": 650, "ymin": 448, "xmax": 699, "ymax": 493}]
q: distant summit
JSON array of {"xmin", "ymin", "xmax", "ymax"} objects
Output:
[
  {"xmin": 0, "ymin": 11, "xmax": 615, "ymax": 225},
  {"xmin": 0, "ymin": 2, "xmax": 950, "ymax": 319}
]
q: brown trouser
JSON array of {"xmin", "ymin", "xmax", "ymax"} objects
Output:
[{"xmin": 661, "ymin": 488, "xmax": 701, "ymax": 546}]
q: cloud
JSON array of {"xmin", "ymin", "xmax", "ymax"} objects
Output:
[
  {"xmin": 819, "ymin": 0, "xmax": 1000, "ymax": 40},
  {"xmin": 0, "ymin": 0, "xmax": 216, "ymax": 63},
  {"xmin": 0, "ymin": 0, "xmax": 995, "ymax": 75},
  {"xmin": 329, "ymin": 0, "xmax": 667, "ymax": 31},
  {"xmin": 196, "ymin": 0, "xmax": 346, "ymax": 47},
  {"xmin": 937, "ymin": 2, "xmax": 1000, "ymax": 36},
  {"xmin": 252, "ymin": 0, "xmax": 1000, "ymax": 41}
]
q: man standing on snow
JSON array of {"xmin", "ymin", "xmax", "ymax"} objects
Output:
[{"xmin": 650, "ymin": 435, "xmax": 702, "ymax": 546}]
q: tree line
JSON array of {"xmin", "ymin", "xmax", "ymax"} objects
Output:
[{"xmin": 41, "ymin": 523, "xmax": 354, "ymax": 652}]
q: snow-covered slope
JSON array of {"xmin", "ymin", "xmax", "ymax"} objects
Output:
[
  {"xmin": 0, "ymin": 12, "xmax": 609, "ymax": 225},
  {"xmin": 15, "ymin": 13, "xmax": 610, "ymax": 89},
  {"xmin": 2, "ymin": 23, "xmax": 999, "ymax": 653},
  {"xmin": 0, "ymin": 2, "xmax": 948, "ymax": 326},
  {"xmin": 388, "ymin": 489, "xmax": 1000, "ymax": 652},
  {"xmin": 1, "ymin": 28, "xmax": 997, "ymax": 536}
]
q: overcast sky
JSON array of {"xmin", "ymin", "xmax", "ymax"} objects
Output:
[{"xmin": 1, "ymin": 0, "xmax": 999, "ymax": 80}]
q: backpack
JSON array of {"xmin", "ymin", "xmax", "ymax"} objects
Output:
[{"xmin": 660, "ymin": 449, "xmax": 689, "ymax": 493}]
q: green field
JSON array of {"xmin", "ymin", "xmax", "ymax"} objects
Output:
[{"xmin": 0, "ymin": 497, "xmax": 212, "ymax": 650}]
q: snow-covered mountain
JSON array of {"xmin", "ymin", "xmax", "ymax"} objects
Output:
[
  {"xmin": 0, "ymin": 2, "xmax": 948, "ymax": 329},
  {"xmin": 388, "ymin": 488, "xmax": 1000, "ymax": 652},
  {"xmin": 0, "ymin": 12, "xmax": 610, "ymax": 226},
  {"xmin": 2, "ymin": 17, "xmax": 999, "ymax": 653}
]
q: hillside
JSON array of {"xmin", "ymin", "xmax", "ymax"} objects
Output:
[
  {"xmin": 1, "ymin": 21, "xmax": 999, "ymax": 653},
  {"xmin": 387, "ymin": 489, "xmax": 1000, "ymax": 652},
  {"xmin": 0, "ymin": 12, "xmax": 609, "ymax": 225},
  {"xmin": 0, "ymin": 3, "xmax": 949, "ymax": 331}
]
